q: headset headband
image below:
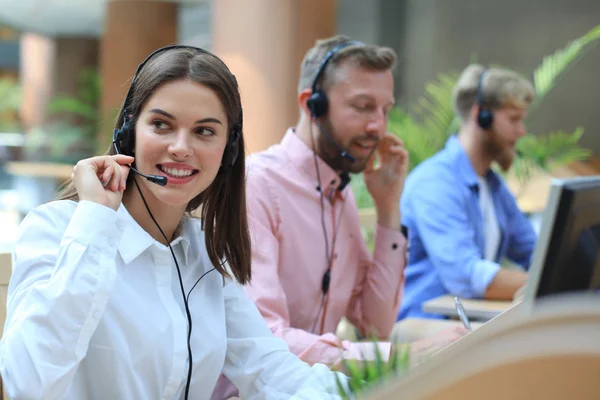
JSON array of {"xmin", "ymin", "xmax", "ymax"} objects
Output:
[{"xmin": 311, "ymin": 40, "xmax": 364, "ymax": 93}]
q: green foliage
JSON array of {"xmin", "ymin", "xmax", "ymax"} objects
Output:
[
  {"xmin": 336, "ymin": 340, "xmax": 410, "ymax": 399},
  {"xmin": 511, "ymin": 127, "xmax": 592, "ymax": 185},
  {"xmin": 24, "ymin": 68, "xmax": 101, "ymax": 163},
  {"xmin": 0, "ymin": 78, "xmax": 22, "ymax": 132},
  {"xmin": 48, "ymin": 68, "xmax": 101, "ymax": 126},
  {"xmin": 352, "ymin": 25, "xmax": 600, "ymax": 211},
  {"xmin": 530, "ymin": 25, "xmax": 600, "ymax": 115},
  {"xmin": 388, "ymin": 73, "xmax": 460, "ymax": 171}
]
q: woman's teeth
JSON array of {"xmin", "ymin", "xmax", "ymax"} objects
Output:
[{"xmin": 160, "ymin": 166, "xmax": 194, "ymax": 177}]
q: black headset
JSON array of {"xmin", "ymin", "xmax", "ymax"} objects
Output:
[
  {"xmin": 306, "ymin": 40, "xmax": 363, "ymax": 119},
  {"xmin": 305, "ymin": 40, "xmax": 363, "ymax": 333},
  {"xmin": 476, "ymin": 69, "xmax": 494, "ymax": 130},
  {"xmin": 112, "ymin": 44, "xmax": 242, "ymax": 185},
  {"xmin": 306, "ymin": 40, "xmax": 363, "ymax": 167}
]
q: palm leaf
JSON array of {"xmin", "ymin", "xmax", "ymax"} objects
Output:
[
  {"xmin": 530, "ymin": 25, "xmax": 600, "ymax": 114},
  {"xmin": 509, "ymin": 127, "xmax": 592, "ymax": 183},
  {"xmin": 388, "ymin": 73, "xmax": 459, "ymax": 172},
  {"xmin": 412, "ymin": 72, "xmax": 459, "ymax": 140}
]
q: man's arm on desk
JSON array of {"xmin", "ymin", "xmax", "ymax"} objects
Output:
[{"xmin": 484, "ymin": 268, "xmax": 527, "ymax": 300}]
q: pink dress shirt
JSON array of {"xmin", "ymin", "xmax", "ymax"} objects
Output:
[{"xmin": 244, "ymin": 128, "xmax": 407, "ymax": 366}]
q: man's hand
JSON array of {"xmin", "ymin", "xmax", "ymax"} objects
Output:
[
  {"xmin": 363, "ymin": 133, "xmax": 409, "ymax": 229},
  {"xmin": 392, "ymin": 326, "xmax": 468, "ymax": 367}
]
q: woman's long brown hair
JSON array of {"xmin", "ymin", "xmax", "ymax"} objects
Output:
[{"xmin": 56, "ymin": 48, "xmax": 252, "ymax": 284}]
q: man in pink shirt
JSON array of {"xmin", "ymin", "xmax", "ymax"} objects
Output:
[
  {"xmin": 211, "ymin": 35, "xmax": 465, "ymax": 399},
  {"xmin": 247, "ymin": 34, "xmax": 465, "ymax": 361}
]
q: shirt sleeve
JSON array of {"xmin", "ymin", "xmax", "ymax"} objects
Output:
[
  {"xmin": 345, "ymin": 222, "xmax": 406, "ymax": 339},
  {"xmin": 221, "ymin": 280, "xmax": 346, "ymax": 400},
  {"xmin": 244, "ymin": 173, "xmax": 391, "ymax": 368},
  {"xmin": 407, "ymin": 179, "xmax": 501, "ymax": 298},
  {"xmin": 0, "ymin": 200, "xmax": 126, "ymax": 400}
]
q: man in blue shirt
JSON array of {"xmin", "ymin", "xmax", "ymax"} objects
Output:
[{"xmin": 398, "ymin": 64, "xmax": 538, "ymax": 319}]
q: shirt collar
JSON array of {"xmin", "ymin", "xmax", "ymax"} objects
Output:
[
  {"xmin": 281, "ymin": 127, "xmax": 350, "ymax": 195},
  {"xmin": 444, "ymin": 135, "xmax": 502, "ymax": 191},
  {"xmin": 116, "ymin": 203, "xmax": 193, "ymax": 265}
]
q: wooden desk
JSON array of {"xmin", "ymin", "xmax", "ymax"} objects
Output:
[
  {"xmin": 4, "ymin": 161, "xmax": 74, "ymax": 182},
  {"xmin": 392, "ymin": 317, "xmax": 484, "ymax": 344},
  {"xmin": 423, "ymin": 295, "xmax": 514, "ymax": 321}
]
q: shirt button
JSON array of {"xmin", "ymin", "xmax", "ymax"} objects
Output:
[
  {"xmin": 93, "ymin": 310, "xmax": 101, "ymax": 319},
  {"xmin": 392, "ymin": 243, "xmax": 398, "ymax": 250}
]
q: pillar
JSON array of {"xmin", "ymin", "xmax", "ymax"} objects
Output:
[
  {"xmin": 54, "ymin": 38, "xmax": 99, "ymax": 101},
  {"xmin": 19, "ymin": 33, "xmax": 55, "ymax": 133},
  {"xmin": 99, "ymin": 0, "xmax": 178, "ymax": 150},
  {"xmin": 211, "ymin": 0, "xmax": 336, "ymax": 154}
]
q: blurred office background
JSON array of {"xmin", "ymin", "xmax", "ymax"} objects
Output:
[{"xmin": 0, "ymin": 0, "xmax": 599, "ymax": 252}]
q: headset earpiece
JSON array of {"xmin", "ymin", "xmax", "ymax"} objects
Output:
[
  {"xmin": 113, "ymin": 113, "xmax": 135, "ymax": 156},
  {"xmin": 306, "ymin": 40, "xmax": 363, "ymax": 119},
  {"xmin": 220, "ymin": 125, "xmax": 241, "ymax": 172},
  {"xmin": 306, "ymin": 91, "xmax": 329, "ymax": 118},
  {"xmin": 476, "ymin": 70, "xmax": 494, "ymax": 130}
]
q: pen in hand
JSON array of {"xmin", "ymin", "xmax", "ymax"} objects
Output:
[{"xmin": 454, "ymin": 296, "xmax": 472, "ymax": 331}]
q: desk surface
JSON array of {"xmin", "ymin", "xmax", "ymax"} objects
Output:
[
  {"xmin": 423, "ymin": 295, "xmax": 514, "ymax": 321},
  {"xmin": 5, "ymin": 161, "xmax": 73, "ymax": 181},
  {"xmin": 392, "ymin": 317, "xmax": 484, "ymax": 344}
]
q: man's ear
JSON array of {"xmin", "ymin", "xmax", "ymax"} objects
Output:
[
  {"xmin": 469, "ymin": 103, "xmax": 480, "ymax": 122},
  {"xmin": 298, "ymin": 89, "xmax": 314, "ymax": 118}
]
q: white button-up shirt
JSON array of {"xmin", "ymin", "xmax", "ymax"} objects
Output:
[{"xmin": 0, "ymin": 200, "xmax": 345, "ymax": 399}]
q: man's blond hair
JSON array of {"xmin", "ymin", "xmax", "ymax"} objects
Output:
[
  {"xmin": 297, "ymin": 34, "xmax": 397, "ymax": 95},
  {"xmin": 452, "ymin": 64, "xmax": 535, "ymax": 122}
]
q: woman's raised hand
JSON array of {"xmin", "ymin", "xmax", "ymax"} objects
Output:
[{"xmin": 72, "ymin": 155, "xmax": 134, "ymax": 211}]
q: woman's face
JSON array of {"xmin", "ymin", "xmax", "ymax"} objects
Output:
[{"xmin": 132, "ymin": 78, "xmax": 229, "ymax": 209}]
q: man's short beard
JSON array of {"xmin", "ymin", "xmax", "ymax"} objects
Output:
[
  {"xmin": 483, "ymin": 128, "xmax": 515, "ymax": 172},
  {"xmin": 314, "ymin": 118, "xmax": 370, "ymax": 174}
]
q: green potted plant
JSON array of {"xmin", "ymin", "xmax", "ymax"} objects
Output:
[{"xmin": 335, "ymin": 340, "xmax": 411, "ymax": 399}]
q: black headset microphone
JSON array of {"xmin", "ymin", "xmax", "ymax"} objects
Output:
[
  {"xmin": 112, "ymin": 116, "xmax": 168, "ymax": 186},
  {"xmin": 476, "ymin": 69, "xmax": 494, "ymax": 131},
  {"xmin": 306, "ymin": 40, "xmax": 363, "ymax": 332},
  {"xmin": 476, "ymin": 69, "xmax": 523, "ymax": 159},
  {"xmin": 315, "ymin": 121, "xmax": 357, "ymax": 165}
]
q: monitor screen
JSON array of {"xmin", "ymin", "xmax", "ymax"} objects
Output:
[{"xmin": 527, "ymin": 176, "xmax": 600, "ymax": 300}]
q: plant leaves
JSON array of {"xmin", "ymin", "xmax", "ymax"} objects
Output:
[{"xmin": 530, "ymin": 25, "xmax": 600, "ymax": 115}]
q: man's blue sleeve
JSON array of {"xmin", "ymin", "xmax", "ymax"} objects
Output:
[{"xmin": 406, "ymin": 178, "xmax": 501, "ymax": 298}]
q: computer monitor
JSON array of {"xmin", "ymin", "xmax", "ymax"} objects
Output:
[{"xmin": 526, "ymin": 176, "xmax": 600, "ymax": 301}]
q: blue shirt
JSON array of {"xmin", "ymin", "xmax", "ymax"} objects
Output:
[{"xmin": 398, "ymin": 136, "xmax": 537, "ymax": 320}]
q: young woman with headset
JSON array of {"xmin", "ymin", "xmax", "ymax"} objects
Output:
[{"xmin": 0, "ymin": 46, "xmax": 345, "ymax": 400}]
